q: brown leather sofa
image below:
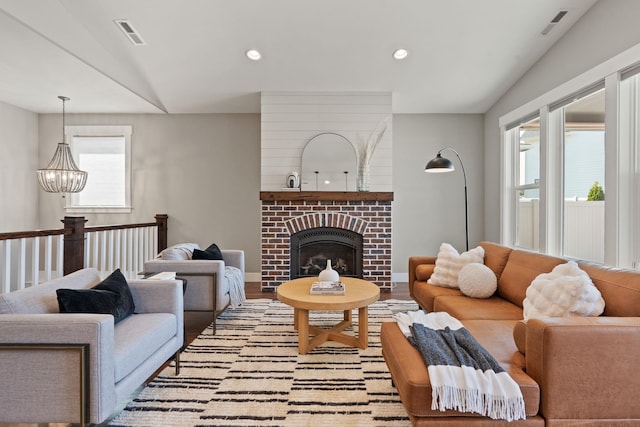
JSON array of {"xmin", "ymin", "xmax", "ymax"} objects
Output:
[{"xmin": 381, "ymin": 241, "xmax": 640, "ymax": 426}]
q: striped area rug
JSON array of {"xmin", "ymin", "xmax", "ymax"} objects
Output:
[{"xmin": 108, "ymin": 298, "xmax": 418, "ymax": 427}]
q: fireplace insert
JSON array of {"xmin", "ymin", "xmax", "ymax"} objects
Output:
[{"xmin": 290, "ymin": 227, "xmax": 363, "ymax": 280}]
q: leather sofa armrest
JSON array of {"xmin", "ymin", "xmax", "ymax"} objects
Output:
[
  {"xmin": 408, "ymin": 256, "xmax": 437, "ymax": 299},
  {"xmin": 526, "ymin": 317, "xmax": 640, "ymax": 421}
]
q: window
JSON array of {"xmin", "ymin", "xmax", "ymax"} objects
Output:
[
  {"xmin": 500, "ymin": 48, "xmax": 640, "ymax": 268},
  {"xmin": 65, "ymin": 126, "xmax": 132, "ymax": 213},
  {"xmin": 560, "ymin": 89, "xmax": 605, "ymax": 263}
]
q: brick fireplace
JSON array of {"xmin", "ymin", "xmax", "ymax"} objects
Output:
[{"xmin": 260, "ymin": 191, "xmax": 393, "ymax": 292}]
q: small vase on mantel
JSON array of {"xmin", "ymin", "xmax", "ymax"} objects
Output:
[{"xmin": 318, "ymin": 259, "xmax": 340, "ymax": 282}]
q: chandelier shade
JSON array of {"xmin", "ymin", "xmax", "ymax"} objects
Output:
[{"xmin": 37, "ymin": 96, "xmax": 87, "ymax": 196}]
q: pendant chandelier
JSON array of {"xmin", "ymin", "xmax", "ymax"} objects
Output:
[{"xmin": 37, "ymin": 96, "xmax": 87, "ymax": 197}]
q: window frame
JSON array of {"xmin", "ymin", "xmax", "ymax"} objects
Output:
[{"xmin": 64, "ymin": 125, "xmax": 132, "ymax": 214}]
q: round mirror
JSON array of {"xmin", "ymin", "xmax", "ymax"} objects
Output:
[{"xmin": 301, "ymin": 133, "xmax": 357, "ymax": 191}]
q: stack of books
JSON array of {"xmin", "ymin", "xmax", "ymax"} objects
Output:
[{"xmin": 310, "ymin": 281, "xmax": 345, "ymax": 295}]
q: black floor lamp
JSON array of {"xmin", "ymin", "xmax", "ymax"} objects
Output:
[{"xmin": 425, "ymin": 148, "xmax": 469, "ymax": 251}]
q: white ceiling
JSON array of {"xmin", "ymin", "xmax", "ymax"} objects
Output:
[{"xmin": 0, "ymin": 0, "xmax": 597, "ymax": 114}]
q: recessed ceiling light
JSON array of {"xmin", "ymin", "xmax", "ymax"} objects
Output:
[
  {"xmin": 393, "ymin": 48, "xmax": 409, "ymax": 60},
  {"xmin": 246, "ymin": 49, "xmax": 262, "ymax": 61}
]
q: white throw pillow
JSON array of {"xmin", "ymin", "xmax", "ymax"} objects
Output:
[
  {"xmin": 158, "ymin": 243, "xmax": 201, "ymax": 260},
  {"xmin": 523, "ymin": 261, "xmax": 605, "ymax": 321},
  {"xmin": 458, "ymin": 263, "xmax": 497, "ymax": 298},
  {"xmin": 427, "ymin": 243, "xmax": 485, "ymax": 289}
]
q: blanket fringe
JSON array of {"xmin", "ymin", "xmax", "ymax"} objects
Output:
[{"xmin": 431, "ymin": 384, "xmax": 526, "ymax": 422}]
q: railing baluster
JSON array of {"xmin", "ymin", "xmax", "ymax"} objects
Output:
[
  {"xmin": 84, "ymin": 232, "xmax": 91, "ymax": 269},
  {"xmin": 18, "ymin": 238, "xmax": 26, "ymax": 290},
  {"xmin": 92, "ymin": 232, "xmax": 99, "ymax": 271},
  {"xmin": 56, "ymin": 235, "xmax": 64, "ymax": 278},
  {"xmin": 115, "ymin": 230, "xmax": 121, "ymax": 273},
  {"xmin": 133, "ymin": 228, "xmax": 140, "ymax": 278},
  {"xmin": 32, "ymin": 237, "xmax": 40, "ymax": 287},
  {"xmin": 44, "ymin": 236, "xmax": 52, "ymax": 281},
  {"xmin": 100, "ymin": 230, "xmax": 107, "ymax": 272},
  {"xmin": 2, "ymin": 241, "xmax": 10, "ymax": 293}
]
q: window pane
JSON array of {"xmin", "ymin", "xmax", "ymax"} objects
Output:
[
  {"xmin": 562, "ymin": 89, "xmax": 605, "ymax": 263},
  {"xmin": 78, "ymin": 153, "xmax": 125, "ymax": 206},
  {"xmin": 72, "ymin": 136, "xmax": 126, "ymax": 207},
  {"xmin": 516, "ymin": 189, "xmax": 539, "ymax": 250},
  {"xmin": 518, "ymin": 118, "xmax": 540, "ymax": 186},
  {"xmin": 514, "ymin": 117, "xmax": 540, "ymax": 251}
]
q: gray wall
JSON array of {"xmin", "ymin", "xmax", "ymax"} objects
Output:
[
  {"xmin": 392, "ymin": 114, "xmax": 484, "ymax": 276},
  {"xmin": 37, "ymin": 113, "xmax": 262, "ymax": 271},
  {"xmin": 33, "ymin": 111, "xmax": 484, "ymax": 278},
  {"xmin": 0, "ymin": 100, "xmax": 38, "ymax": 232},
  {"xmin": 483, "ymin": 0, "xmax": 640, "ymax": 242}
]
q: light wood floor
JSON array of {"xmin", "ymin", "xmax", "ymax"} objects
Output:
[{"xmin": 1, "ymin": 282, "xmax": 410, "ymax": 427}]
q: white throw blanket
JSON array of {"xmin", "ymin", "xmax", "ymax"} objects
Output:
[
  {"xmin": 394, "ymin": 311, "xmax": 526, "ymax": 421},
  {"xmin": 225, "ymin": 266, "xmax": 245, "ymax": 308}
]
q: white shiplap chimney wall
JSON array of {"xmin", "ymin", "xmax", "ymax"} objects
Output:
[{"xmin": 260, "ymin": 92, "xmax": 393, "ymax": 191}]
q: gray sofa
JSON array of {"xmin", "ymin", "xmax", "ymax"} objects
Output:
[
  {"xmin": 0, "ymin": 268, "xmax": 184, "ymax": 425},
  {"xmin": 144, "ymin": 247, "xmax": 245, "ymax": 313}
]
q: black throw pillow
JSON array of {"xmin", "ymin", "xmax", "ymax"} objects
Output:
[
  {"xmin": 192, "ymin": 243, "xmax": 224, "ymax": 261},
  {"xmin": 56, "ymin": 268, "xmax": 136, "ymax": 324}
]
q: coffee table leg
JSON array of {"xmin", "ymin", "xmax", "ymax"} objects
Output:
[
  {"xmin": 357, "ymin": 306, "xmax": 369, "ymax": 349},
  {"xmin": 298, "ymin": 308, "xmax": 310, "ymax": 354},
  {"xmin": 343, "ymin": 309, "xmax": 352, "ymax": 323}
]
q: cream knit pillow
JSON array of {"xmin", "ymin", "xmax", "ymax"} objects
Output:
[
  {"xmin": 458, "ymin": 263, "xmax": 497, "ymax": 298},
  {"xmin": 427, "ymin": 243, "xmax": 485, "ymax": 289},
  {"xmin": 523, "ymin": 261, "xmax": 605, "ymax": 321}
]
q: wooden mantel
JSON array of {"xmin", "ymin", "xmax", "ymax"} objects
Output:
[{"xmin": 260, "ymin": 191, "xmax": 394, "ymax": 202}]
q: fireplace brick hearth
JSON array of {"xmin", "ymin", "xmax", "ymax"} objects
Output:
[{"xmin": 260, "ymin": 192, "xmax": 393, "ymax": 292}]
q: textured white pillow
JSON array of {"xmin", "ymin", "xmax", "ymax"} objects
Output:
[
  {"xmin": 427, "ymin": 243, "xmax": 485, "ymax": 289},
  {"xmin": 523, "ymin": 261, "xmax": 605, "ymax": 321},
  {"xmin": 158, "ymin": 243, "xmax": 200, "ymax": 260},
  {"xmin": 458, "ymin": 263, "xmax": 497, "ymax": 298}
]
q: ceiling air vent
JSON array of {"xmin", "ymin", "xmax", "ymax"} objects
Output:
[
  {"xmin": 114, "ymin": 19, "xmax": 146, "ymax": 45},
  {"xmin": 541, "ymin": 10, "xmax": 568, "ymax": 35}
]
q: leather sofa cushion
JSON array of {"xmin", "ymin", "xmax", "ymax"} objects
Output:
[
  {"xmin": 577, "ymin": 261, "xmax": 640, "ymax": 316},
  {"xmin": 434, "ymin": 295, "xmax": 524, "ymax": 320},
  {"xmin": 498, "ymin": 250, "xmax": 565, "ymax": 307},
  {"xmin": 411, "ymin": 282, "xmax": 462, "ymax": 312},
  {"xmin": 380, "ymin": 320, "xmax": 540, "ymax": 418},
  {"xmin": 479, "ymin": 241, "xmax": 513, "ymax": 280}
]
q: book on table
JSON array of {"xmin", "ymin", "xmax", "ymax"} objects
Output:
[{"xmin": 310, "ymin": 281, "xmax": 345, "ymax": 295}]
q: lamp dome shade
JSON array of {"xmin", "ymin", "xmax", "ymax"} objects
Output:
[{"xmin": 425, "ymin": 153, "xmax": 455, "ymax": 173}]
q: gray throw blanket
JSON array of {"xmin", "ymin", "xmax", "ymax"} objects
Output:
[{"xmin": 394, "ymin": 311, "xmax": 526, "ymax": 421}]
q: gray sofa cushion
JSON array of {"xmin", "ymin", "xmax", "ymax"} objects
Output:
[
  {"xmin": 113, "ymin": 312, "xmax": 177, "ymax": 382},
  {"xmin": 0, "ymin": 269, "xmax": 101, "ymax": 314}
]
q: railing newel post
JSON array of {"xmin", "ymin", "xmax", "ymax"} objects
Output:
[
  {"xmin": 155, "ymin": 214, "xmax": 168, "ymax": 251},
  {"xmin": 62, "ymin": 216, "xmax": 87, "ymax": 275}
]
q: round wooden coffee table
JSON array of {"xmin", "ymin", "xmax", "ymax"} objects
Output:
[{"xmin": 276, "ymin": 277, "xmax": 380, "ymax": 354}]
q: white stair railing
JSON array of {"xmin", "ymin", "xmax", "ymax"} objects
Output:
[{"xmin": 0, "ymin": 215, "xmax": 167, "ymax": 294}]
